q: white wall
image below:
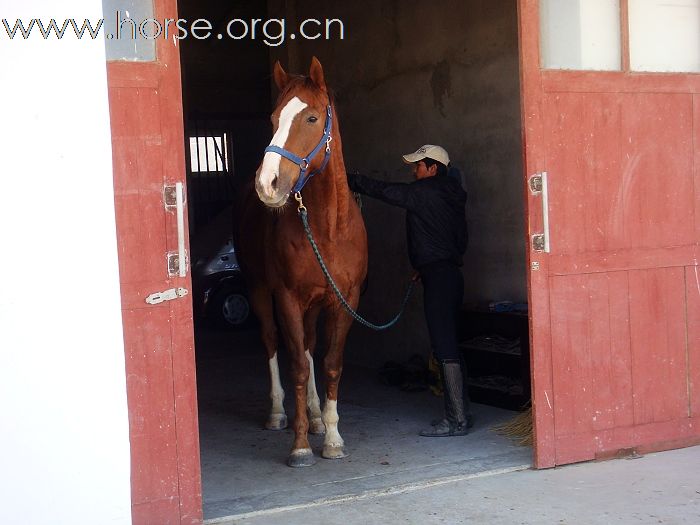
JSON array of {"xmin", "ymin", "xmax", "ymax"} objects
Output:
[{"xmin": 0, "ymin": 1, "xmax": 132, "ymax": 524}]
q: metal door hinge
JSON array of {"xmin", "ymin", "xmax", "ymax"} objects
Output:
[
  {"xmin": 532, "ymin": 234, "xmax": 546, "ymax": 252},
  {"xmin": 164, "ymin": 184, "xmax": 185, "ymax": 209},
  {"xmin": 167, "ymin": 251, "xmax": 188, "ymax": 277},
  {"xmin": 145, "ymin": 287, "xmax": 189, "ymax": 305}
]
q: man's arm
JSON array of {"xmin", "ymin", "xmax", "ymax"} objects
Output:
[{"xmin": 347, "ymin": 173, "xmax": 418, "ymax": 211}]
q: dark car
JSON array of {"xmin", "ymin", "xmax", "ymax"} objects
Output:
[{"xmin": 192, "ymin": 235, "xmax": 253, "ymax": 330}]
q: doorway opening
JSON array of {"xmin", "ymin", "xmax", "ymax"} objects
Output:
[{"xmin": 177, "ymin": 1, "xmax": 532, "ymax": 520}]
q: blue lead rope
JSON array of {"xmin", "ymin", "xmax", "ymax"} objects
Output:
[{"xmin": 297, "ymin": 197, "xmax": 415, "ymax": 330}]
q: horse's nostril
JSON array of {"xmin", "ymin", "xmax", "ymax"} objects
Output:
[{"xmin": 271, "ymin": 175, "xmax": 279, "ymax": 191}]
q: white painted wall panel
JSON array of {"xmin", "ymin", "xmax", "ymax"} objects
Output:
[{"xmin": 0, "ymin": 1, "xmax": 132, "ymax": 524}]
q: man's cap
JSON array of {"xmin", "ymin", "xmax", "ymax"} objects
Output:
[{"xmin": 402, "ymin": 144, "xmax": 450, "ymax": 166}]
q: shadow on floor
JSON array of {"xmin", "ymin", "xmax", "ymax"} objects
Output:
[{"xmin": 195, "ymin": 326, "xmax": 532, "ymax": 520}]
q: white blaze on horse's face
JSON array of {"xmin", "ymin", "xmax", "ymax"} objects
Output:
[{"xmin": 256, "ymin": 96, "xmax": 308, "ymax": 206}]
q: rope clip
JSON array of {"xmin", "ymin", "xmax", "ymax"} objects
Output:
[{"xmin": 294, "ymin": 191, "xmax": 307, "ymax": 214}]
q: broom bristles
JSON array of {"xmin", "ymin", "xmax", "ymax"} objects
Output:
[{"xmin": 491, "ymin": 406, "xmax": 533, "ymax": 446}]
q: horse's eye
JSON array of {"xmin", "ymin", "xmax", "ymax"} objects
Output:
[{"xmin": 307, "ymin": 116, "xmax": 318, "ymax": 124}]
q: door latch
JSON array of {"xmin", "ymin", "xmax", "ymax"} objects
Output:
[
  {"xmin": 164, "ymin": 182, "xmax": 188, "ymax": 277},
  {"xmin": 145, "ymin": 287, "xmax": 189, "ymax": 305}
]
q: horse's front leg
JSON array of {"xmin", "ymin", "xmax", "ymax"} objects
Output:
[
  {"xmin": 304, "ymin": 305, "xmax": 325, "ymax": 435},
  {"xmin": 321, "ymin": 295, "xmax": 357, "ymax": 460},
  {"xmin": 249, "ymin": 286, "xmax": 287, "ymax": 430},
  {"xmin": 277, "ymin": 291, "xmax": 315, "ymax": 467}
]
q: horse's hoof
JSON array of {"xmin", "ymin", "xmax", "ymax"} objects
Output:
[
  {"xmin": 287, "ymin": 448, "xmax": 316, "ymax": 468},
  {"xmin": 265, "ymin": 414, "xmax": 288, "ymax": 431},
  {"xmin": 322, "ymin": 444, "xmax": 348, "ymax": 460},
  {"xmin": 309, "ymin": 417, "xmax": 326, "ymax": 435}
]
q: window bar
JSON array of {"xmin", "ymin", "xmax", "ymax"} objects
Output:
[
  {"xmin": 216, "ymin": 133, "xmax": 227, "ymax": 196},
  {"xmin": 202, "ymin": 125, "xmax": 213, "ymax": 226},
  {"xmin": 193, "ymin": 118, "xmax": 202, "ymax": 232},
  {"xmin": 203, "ymin": 127, "xmax": 210, "ymax": 174},
  {"xmin": 620, "ymin": 0, "xmax": 630, "ymax": 72},
  {"xmin": 193, "ymin": 118, "xmax": 201, "ymax": 175}
]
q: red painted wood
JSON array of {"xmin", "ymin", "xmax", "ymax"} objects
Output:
[
  {"xmin": 549, "ymin": 273, "xmax": 634, "ymax": 442},
  {"xmin": 620, "ymin": 95, "xmax": 694, "ymax": 249},
  {"xmin": 518, "ymin": 0, "xmax": 556, "ymax": 469},
  {"xmin": 629, "ymin": 268, "xmax": 688, "ymax": 424},
  {"xmin": 519, "ymin": 0, "xmax": 699, "ymax": 467},
  {"xmin": 543, "ymin": 70, "xmax": 700, "ymax": 94},
  {"xmin": 107, "ymin": 0, "xmax": 202, "ymax": 522},
  {"xmin": 544, "ymin": 92, "xmax": 694, "ymax": 255},
  {"xmin": 154, "ymin": 2, "xmax": 202, "ymax": 520},
  {"xmin": 550, "ymin": 245, "xmax": 699, "ymax": 276},
  {"xmin": 122, "ymin": 308, "xmax": 180, "ymax": 505},
  {"xmin": 132, "ymin": 499, "xmax": 182, "ymax": 525},
  {"xmin": 695, "ymin": 95, "xmax": 700, "ymax": 253},
  {"xmin": 620, "ymin": 0, "xmax": 630, "ymax": 72},
  {"xmin": 554, "ymin": 416, "xmax": 700, "ymax": 465},
  {"xmin": 688, "ymin": 265, "xmax": 700, "ymax": 418}
]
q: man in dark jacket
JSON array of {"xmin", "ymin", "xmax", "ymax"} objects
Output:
[{"xmin": 348, "ymin": 144, "xmax": 472, "ymax": 437}]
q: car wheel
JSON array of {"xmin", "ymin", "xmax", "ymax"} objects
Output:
[{"xmin": 209, "ymin": 284, "xmax": 252, "ymax": 330}]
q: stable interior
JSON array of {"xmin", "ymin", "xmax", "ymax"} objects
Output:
[{"xmin": 177, "ymin": 0, "xmax": 532, "ymax": 520}]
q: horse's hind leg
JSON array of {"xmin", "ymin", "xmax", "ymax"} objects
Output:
[
  {"xmin": 304, "ymin": 305, "xmax": 325, "ymax": 435},
  {"xmin": 321, "ymin": 297, "xmax": 357, "ymax": 460},
  {"xmin": 251, "ymin": 286, "xmax": 287, "ymax": 430}
]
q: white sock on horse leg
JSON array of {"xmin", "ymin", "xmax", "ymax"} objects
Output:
[
  {"xmin": 305, "ymin": 350, "xmax": 322, "ymax": 420},
  {"xmin": 268, "ymin": 353, "xmax": 285, "ymax": 418},
  {"xmin": 322, "ymin": 398, "xmax": 343, "ymax": 447}
]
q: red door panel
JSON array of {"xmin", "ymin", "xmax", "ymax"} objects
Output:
[
  {"xmin": 107, "ymin": 0, "xmax": 202, "ymax": 522},
  {"xmin": 123, "ymin": 309, "xmax": 180, "ymax": 505},
  {"xmin": 519, "ymin": 0, "xmax": 700, "ymax": 467},
  {"xmin": 549, "ymin": 272, "xmax": 634, "ymax": 438},
  {"xmin": 545, "ymin": 92, "xmax": 694, "ymax": 254},
  {"xmin": 628, "ymin": 268, "xmax": 688, "ymax": 425},
  {"xmin": 686, "ymin": 265, "xmax": 700, "ymax": 418}
]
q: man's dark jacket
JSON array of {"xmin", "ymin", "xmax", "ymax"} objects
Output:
[{"xmin": 348, "ymin": 171, "xmax": 467, "ymax": 271}]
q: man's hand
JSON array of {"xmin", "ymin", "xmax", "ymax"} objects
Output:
[
  {"xmin": 411, "ymin": 271, "xmax": 421, "ymax": 282},
  {"xmin": 346, "ymin": 170, "xmax": 359, "ymax": 192}
]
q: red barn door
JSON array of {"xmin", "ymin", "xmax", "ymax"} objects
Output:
[
  {"xmin": 519, "ymin": 0, "xmax": 700, "ymax": 468},
  {"xmin": 106, "ymin": 0, "xmax": 202, "ymax": 522}
]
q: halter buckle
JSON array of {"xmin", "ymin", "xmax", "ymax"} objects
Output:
[
  {"xmin": 325, "ymin": 136, "xmax": 333, "ymax": 153},
  {"xmin": 294, "ymin": 191, "xmax": 307, "ymax": 213},
  {"xmin": 299, "ymin": 159, "xmax": 309, "ymax": 170}
]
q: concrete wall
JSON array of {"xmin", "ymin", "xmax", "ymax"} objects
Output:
[
  {"xmin": 0, "ymin": 1, "xmax": 132, "ymax": 523},
  {"xmin": 269, "ymin": 0, "xmax": 527, "ymax": 365},
  {"xmin": 179, "ymin": 0, "xmax": 272, "ymax": 118}
]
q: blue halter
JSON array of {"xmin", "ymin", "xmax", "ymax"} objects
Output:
[{"xmin": 264, "ymin": 104, "xmax": 333, "ymax": 194}]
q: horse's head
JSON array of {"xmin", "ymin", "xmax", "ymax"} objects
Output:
[{"xmin": 255, "ymin": 57, "xmax": 332, "ymax": 208}]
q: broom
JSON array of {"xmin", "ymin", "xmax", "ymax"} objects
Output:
[{"xmin": 491, "ymin": 404, "xmax": 533, "ymax": 446}]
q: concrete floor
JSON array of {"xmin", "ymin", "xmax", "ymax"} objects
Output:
[
  {"xmin": 221, "ymin": 445, "xmax": 700, "ymax": 525},
  {"xmin": 195, "ymin": 328, "xmax": 532, "ymax": 522}
]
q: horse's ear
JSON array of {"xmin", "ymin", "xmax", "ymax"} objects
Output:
[
  {"xmin": 273, "ymin": 61, "xmax": 289, "ymax": 91},
  {"xmin": 309, "ymin": 56, "xmax": 327, "ymax": 92}
]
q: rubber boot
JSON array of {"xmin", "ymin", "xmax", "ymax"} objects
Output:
[
  {"xmin": 459, "ymin": 355, "xmax": 475, "ymax": 428},
  {"xmin": 420, "ymin": 359, "xmax": 469, "ymax": 437}
]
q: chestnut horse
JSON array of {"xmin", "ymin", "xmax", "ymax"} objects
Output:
[{"xmin": 236, "ymin": 57, "xmax": 368, "ymax": 467}]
